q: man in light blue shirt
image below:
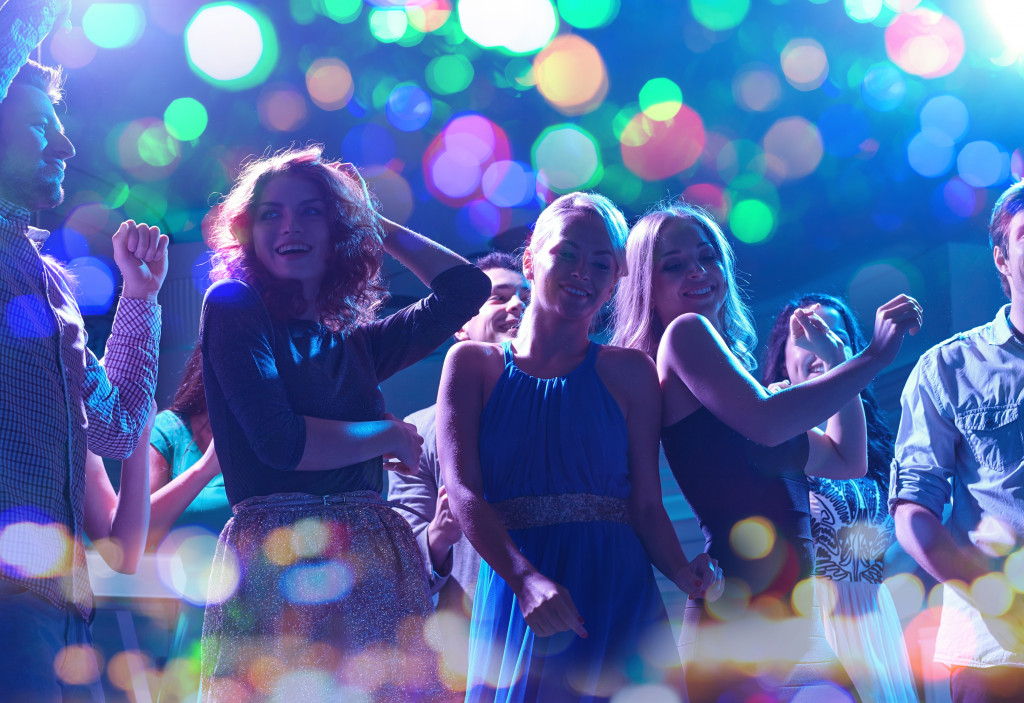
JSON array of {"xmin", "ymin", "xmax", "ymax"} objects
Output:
[{"xmin": 892, "ymin": 179, "xmax": 1024, "ymax": 702}]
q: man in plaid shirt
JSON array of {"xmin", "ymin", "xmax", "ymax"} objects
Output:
[{"xmin": 0, "ymin": 2, "xmax": 169, "ymax": 700}]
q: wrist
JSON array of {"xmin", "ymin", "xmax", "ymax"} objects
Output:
[{"xmin": 121, "ymin": 286, "xmax": 159, "ymax": 303}]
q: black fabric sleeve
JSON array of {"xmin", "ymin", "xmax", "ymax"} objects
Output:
[
  {"xmin": 200, "ymin": 279, "xmax": 305, "ymax": 471},
  {"xmin": 367, "ymin": 263, "xmax": 490, "ymax": 381}
]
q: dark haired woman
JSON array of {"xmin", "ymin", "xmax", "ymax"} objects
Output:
[
  {"xmin": 197, "ymin": 145, "xmax": 489, "ymax": 702},
  {"xmin": 762, "ymin": 293, "xmax": 917, "ymax": 703}
]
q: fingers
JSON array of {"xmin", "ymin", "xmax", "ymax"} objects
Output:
[{"xmin": 114, "ymin": 220, "xmax": 167, "ymax": 262}]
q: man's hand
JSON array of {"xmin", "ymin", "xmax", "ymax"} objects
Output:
[
  {"xmin": 112, "ymin": 220, "xmax": 169, "ymax": 302},
  {"xmin": 426, "ymin": 484, "xmax": 462, "ymax": 569}
]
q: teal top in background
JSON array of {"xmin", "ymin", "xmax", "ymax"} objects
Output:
[{"xmin": 150, "ymin": 410, "xmax": 232, "ymax": 535}]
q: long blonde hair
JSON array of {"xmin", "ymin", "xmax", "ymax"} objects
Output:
[{"xmin": 610, "ymin": 200, "xmax": 758, "ymax": 369}]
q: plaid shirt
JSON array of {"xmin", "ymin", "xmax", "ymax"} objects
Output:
[{"xmin": 0, "ymin": 198, "xmax": 160, "ymax": 619}]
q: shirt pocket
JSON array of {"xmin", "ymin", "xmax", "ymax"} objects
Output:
[{"xmin": 956, "ymin": 405, "xmax": 1023, "ymax": 472}]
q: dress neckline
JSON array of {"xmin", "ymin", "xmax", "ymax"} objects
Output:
[{"xmin": 503, "ymin": 340, "xmax": 598, "ymax": 381}]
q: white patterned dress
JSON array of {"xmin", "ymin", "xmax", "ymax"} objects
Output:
[{"xmin": 808, "ymin": 476, "xmax": 918, "ymax": 703}]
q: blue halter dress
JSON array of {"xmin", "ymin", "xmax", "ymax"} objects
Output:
[{"xmin": 465, "ymin": 342, "xmax": 676, "ymax": 702}]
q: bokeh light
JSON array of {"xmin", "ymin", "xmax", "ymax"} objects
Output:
[
  {"xmin": 426, "ymin": 54, "xmax": 474, "ymax": 95},
  {"xmin": 406, "ymin": 0, "xmax": 452, "ymax": 33},
  {"xmin": 369, "ymin": 7, "xmax": 412, "ymax": 43},
  {"xmin": 459, "ymin": 0, "xmax": 558, "ymax": 55},
  {"xmin": 306, "ymin": 58, "xmax": 355, "ymax": 111},
  {"xmin": 986, "ymin": 0, "xmax": 1024, "ymax": 58},
  {"xmin": 456, "ymin": 199, "xmax": 508, "ymax": 247},
  {"xmin": 690, "ymin": 0, "xmax": 750, "ymax": 31},
  {"xmin": 68, "ymin": 257, "xmax": 117, "ymax": 315},
  {"xmin": 920, "ymin": 94, "xmax": 969, "ymax": 142},
  {"xmin": 639, "ymin": 78, "xmax": 683, "ymax": 121},
  {"xmin": 164, "ymin": 98, "xmax": 208, "ymax": 142},
  {"xmin": 557, "ymin": 0, "xmax": 619, "ymax": 29},
  {"xmin": 860, "ymin": 62, "xmax": 906, "ymax": 112},
  {"xmin": 533, "ymin": 35, "xmax": 608, "ymax": 116},
  {"xmin": 185, "ymin": 3, "xmax": 279, "ymax": 90},
  {"xmin": 730, "ymin": 516, "xmax": 776, "ymax": 560},
  {"xmin": 729, "ymin": 199, "xmax": 775, "ymax": 244},
  {"xmin": 532, "ymin": 124, "xmax": 602, "ymax": 192},
  {"xmin": 343, "ymin": 123, "xmax": 397, "ymax": 169},
  {"xmin": 156, "ymin": 526, "xmax": 236, "ymax": 605},
  {"xmin": 941, "ymin": 177, "xmax": 985, "ymax": 219},
  {"xmin": 323, "ymin": 0, "xmax": 363, "ymax": 23},
  {"xmin": 386, "ymin": 83, "xmax": 433, "ymax": 131},
  {"xmin": 81, "ymin": 3, "xmax": 146, "ymax": 50},
  {"xmin": 781, "ymin": 38, "xmax": 829, "ymax": 91},
  {"xmin": 258, "ymin": 84, "xmax": 309, "ymax": 132},
  {"xmin": 884, "ymin": 8, "xmax": 965, "ymax": 79},
  {"xmin": 425, "ymin": 114, "xmax": 512, "ymax": 204},
  {"xmin": 482, "ymin": 161, "xmax": 536, "ymax": 207},
  {"xmin": 732, "ymin": 65, "xmax": 782, "ymax": 112},
  {"xmin": 763, "ymin": 116, "xmax": 824, "ymax": 180},
  {"xmin": 0, "ymin": 522, "xmax": 71, "ymax": 577},
  {"xmin": 620, "ymin": 105, "xmax": 705, "ymax": 181},
  {"xmin": 907, "ymin": 130, "xmax": 954, "ymax": 178},
  {"xmin": 845, "ymin": 0, "xmax": 883, "ymax": 23},
  {"xmin": 957, "ymin": 140, "xmax": 1009, "ymax": 189},
  {"xmin": 49, "ymin": 26, "xmax": 98, "ymax": 69}
]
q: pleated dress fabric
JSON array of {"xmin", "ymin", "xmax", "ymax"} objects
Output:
[{"xmin": 465, "ymin": 342, "xmax": 677, "ymax": 703}]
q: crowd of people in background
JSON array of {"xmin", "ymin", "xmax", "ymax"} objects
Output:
[{"xmin": 2, "ymin": 2, "xmax": 1024, "ymax": 703}]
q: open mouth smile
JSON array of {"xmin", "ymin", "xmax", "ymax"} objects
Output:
[
  {"xmin": 276, "ymin": 243, "xmax": 312, "ymax": 256},
  {"xmin": 562, "ymin": 285, "xmax": 590, "ymax": 298}
]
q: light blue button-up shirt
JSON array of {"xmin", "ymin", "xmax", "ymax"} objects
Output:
[{"xmin": 891, "ymin": 304, "xmax": 1024, "ymax": 667}]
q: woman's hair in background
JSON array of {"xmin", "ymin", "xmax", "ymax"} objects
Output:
[
  {"xmin": 610, "ymin": 199, "xmax": 757, "ymax": 368},
  {"xmin": 207, "ymin": 144, "xmax": 386, "ymax": 331},
  {"xmin": 528, "ymin": 191, "xmax": 630, "ymax": 275},
  {"xmin": 761, "ymin": 292, "xmax": 894, "ymax": 491},
  {"xmin": 169, "ymin": 343, "xmax": 206, "ymax": 417}
]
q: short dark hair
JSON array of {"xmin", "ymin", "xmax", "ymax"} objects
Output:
[
  {"xmin": 990, "ymin": 180, "xmax": 1024, "ymax": 299},
  {"xmin": 9, "ymin": 60, "xmax": 64, "ymax": 103},
  {"xmin": 474, "ymin": 251, "xmax": 520, "ymax": 273}
]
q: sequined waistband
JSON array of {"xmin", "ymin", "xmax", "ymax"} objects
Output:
[
  {"xmin": 232, "ymin": 490, "xmax": 430, "ymax": 523},
  {"xmin": 492, "ymin": 493, "xmax": 629, "ymax": 530}
]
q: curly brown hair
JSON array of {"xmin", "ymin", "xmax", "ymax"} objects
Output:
[{"xmin": 207, "ymin": 145, "xmax": 387, "ymax": 330}]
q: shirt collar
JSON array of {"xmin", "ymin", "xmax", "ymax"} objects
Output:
[
  {"xmin": 0, "ymin": 197, "xmax": 51, "ymax": 247},
  {"xmin": 988, "ymin": 304, "xmax": 1017, "ymax": 347}
]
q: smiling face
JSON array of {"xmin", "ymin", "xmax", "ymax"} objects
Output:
[
  {"xmin": 525, "ymin": 209, "xmax": 618, "ymax": 323},
  {"xmin": 0, "ymin": 84, "xmax": 75, "ymax": 211},
  {"xmin": 783, "ymin": 304, "xmax": 851, "ymax": 385},
  {"xmin": 456, "ymin": 266, "xmax": 530, "ymax": 343},
  {"xmin": 251, "ymin": 173, "xmax": 332, "ymax": 303},
  {"xmin": 650, "ymin": 218, "xmax": 727, "ymax": 330}
]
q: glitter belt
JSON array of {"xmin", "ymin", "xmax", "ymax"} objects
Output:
[
  {"xmin": 492, "ymin": 493, "xmax": 629, "ymax": 530},
  {"xmin": 232, "ymin": 490, "xmax": 431, "ymax": 523}
]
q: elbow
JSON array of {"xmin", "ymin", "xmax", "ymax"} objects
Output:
[{"xmin": 252, "ymin": 424, "xmax": 305, "ymax": 471}]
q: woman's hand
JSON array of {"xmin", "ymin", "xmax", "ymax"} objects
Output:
[
  {"xmin": 675, "ymin": 554, "xmax": 723, "ymax": 601},
  {"xmin": 790, "ymin": 304, "xmax": 847, "ymax": 369},
  {"xmin": 863, "ymin": 294, "xmax": 923, "ymax": 368},
  {"xmin": 516, "ymin": 571, "xmax": 588, "ymax": 638},
  {"xmin": 381, "ymin": 412, "xmax": 423, "ymax": 475}
]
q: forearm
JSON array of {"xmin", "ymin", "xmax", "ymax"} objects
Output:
[
  {"xmin": 147, "ymin": 460, "xmax": 218, "ymax": 549},
  {"xmin": 754, "ymin": 353, "xmax": 883, "ymax": 445},
  {"xmin": 104, "ymin": 447, "xmax": 152, "ymax": 573},
  {"xmin": 895, "ymin": 501, "xmax": 991, "ymax": 586},
  {"xmin": 380, "ymin": 217, "xmax": 470, "ymax": 287},
  {"xmin": 806, "ymin": 394, "xmax": 868, "ymax": 479},
  {"xmin": 296, "ymin": 416, "xmax": 398, "ymax": 471},
  {"xmin": 87, "ymin": 298, "xmax": 161, "ymax": 457},
  {"xmin": 632, "ymin": 504, "xmax": 691, "ymax": 586},
  {"xmin": 449, "ymin": 486, "xmax": 538, "ymax": 592}
]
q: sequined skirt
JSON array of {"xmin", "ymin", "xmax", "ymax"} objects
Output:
[{"xmin": 199, "ymin": 491, "xmax": 453, "ymax": 702}]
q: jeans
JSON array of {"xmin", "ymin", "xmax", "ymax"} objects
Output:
[{"xmin": 0, "ymin": 581, "xmax": 104, "ymax": 703}]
